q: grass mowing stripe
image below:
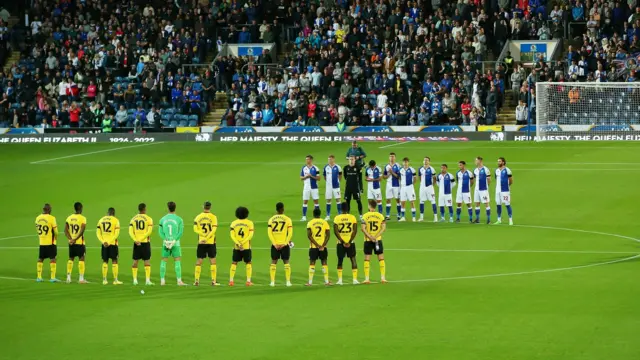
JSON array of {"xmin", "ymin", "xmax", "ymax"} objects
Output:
[{"xmin": 29, "ymin": 142, "xmax": 164, "ymax": 164}]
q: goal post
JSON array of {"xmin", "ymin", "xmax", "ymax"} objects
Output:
[{"xmin": 535, "ymin": 82, "xmax": 640, "ymax": 140}]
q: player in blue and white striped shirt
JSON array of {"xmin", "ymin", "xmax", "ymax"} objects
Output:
[
  {"xmin": 383, "ymin": 153, "xmax": 402, "ymax": 220},
  {"xmin": 437, "ymin": 164, "xmax": 456, "ymax": 222},
  {"xmin": 418, "ymin": 157, "xmax": 438, "ymax": 222},
  {"xmin": 494, "ymin": 157, "xmax": 513, "ymax": 225},
  {"xmin": 365, "ymin": 160, "xmax": 383, "ymax": 214},
  {"xmin": 473, "ymin": 156, "xmax": 491, "ymax": 224},
  {"xmin": 398, "ymin": 157, "xmax": 417, "ymax": 222},
  {"xmin": 300, "ymin": 155, "xmax": 321, "ymax": 221},
  {"xmin": 323, "ymin": 155, "xmax": 342, "ymax": 220},
  {"xmin": 456, "ymin": 161, "xmax": 475, "ymax": 223}
]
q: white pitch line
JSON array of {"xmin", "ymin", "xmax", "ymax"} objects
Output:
[
  {"xmin": 27, "ymin": 160, "xmax": 640, "ymax": 166},
  {"xmin": 29, "ymin": 142, "xmax": 164, "ymax": 164},
  {"xmin": 379, "ymin": 141, "xmax": 412, "ymax": 149}
]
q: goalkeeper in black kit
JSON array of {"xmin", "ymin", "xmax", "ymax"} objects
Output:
[{"xmin": 343, "ymin": 155, "xmax": 364, "ymax": 220}]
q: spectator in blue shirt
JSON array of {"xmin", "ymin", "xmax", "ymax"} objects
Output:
[
  {"xmin": 262, "ymin": 104, "xmax": 275, "ymax": 126},
  {"xmin": 572, "ymin": 1, "xmax": 585, "ymax": 21},
  {"xmin": 171, "ymin": 85, "xmax": 183, "ymax": 109},
  {"xmin": 238, "ymin": 27, "xmax": 252, "ymax": 43}
]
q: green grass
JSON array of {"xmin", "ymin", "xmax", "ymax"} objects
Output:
[{"xmin": 0, "ymin": 141, "xmax": 639, "ymax": 360}]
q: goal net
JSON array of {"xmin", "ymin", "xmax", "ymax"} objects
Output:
[{"xmin": 535, "ymin": 82, "xmax": 640, "ymax": 141}]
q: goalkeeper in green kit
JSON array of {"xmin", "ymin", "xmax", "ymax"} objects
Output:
[{"xmin": 159, "ymin": 201, "xmax": 186, "ymax": 286}]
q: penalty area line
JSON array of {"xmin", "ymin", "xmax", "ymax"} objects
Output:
[
  {"xmin": 30, "ymin": 142, "xmax": 164, "ymax": 164},
  {"xmin": 379, "ymin": 141, "xmax": 412, "ymax": 149}
]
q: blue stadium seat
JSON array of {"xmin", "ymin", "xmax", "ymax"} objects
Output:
[
  {"xmin": 188, "ymin": 119, "xmax": 198, "ymax": 127},
  {"xmin": 127, "ymin": 109, "xmax": 136, "ymax": 115},
  {"xmin": 168, "ymin": 120, "xmax": 178, "ymax": 128},
  {"xmin": 178, "ymin": 120, "xmax": 188, "ymax": 127},
  {"xmin": 188, "ymin": 114, "xmax": 199, "ymax": 124}
]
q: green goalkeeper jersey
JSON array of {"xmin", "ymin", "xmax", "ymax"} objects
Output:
[{"xmin": 159, "ymin": 213, "xmax": 184, "ymax": 246}]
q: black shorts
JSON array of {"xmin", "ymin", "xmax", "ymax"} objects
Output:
[
  {"xmin": 336, "ymin": 243, "xmax": 357, "ymax": 259},
  {"xmin": 68, "ymin": 244, "xmax": 86, "ymax": 258},
  {"xmin": 101, "ymin": 245, "xmax": 119, "ymax": 262},
  {"xmin": 344, "ymin": 189, "xmax": 361, "ymax": 201},
  {"xmin": 232, "ymin": 249, "xmax": 252, "ymax": 263},
  {"xmin": 197, "ymin": 244, "xmax": 217, "ymax": 259},
  {"xmin": 132, "ymin": 242, "xmax": 151, "ymax": 261},
  {"xmin": 38, "ymin": 245, "xmax": 57, "ymax": 260},
  {"xmin": 270, "ymin": 245, "xmax": 291, "ymax": 261},
  {"xmin": 309, "ymin": 248, "xmax": 328, "ymax": 262},
  {"xmin": 363, "ymin": 241, "xmax": 384, "ymax": 255}
]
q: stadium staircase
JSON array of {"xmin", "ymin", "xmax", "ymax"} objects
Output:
[
  {"xmin": 497, "ymin": 91, "xmax": 516, "ymax": 125},
  {"xmin": 2, "ymin": 16, "xmax": 21, "ymax": 74},
  {"xmin": 202, "ymin": 50, "xmax": 227, "ymax": 127}
]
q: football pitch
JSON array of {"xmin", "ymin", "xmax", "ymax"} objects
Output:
[{"xmin": 1, "ymin": 141, "xmax": 639, "ymax": 360}]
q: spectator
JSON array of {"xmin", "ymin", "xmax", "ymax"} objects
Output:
[{"xmin": 515, "ymin": 100, "xmax": 528, "ymax": 125}]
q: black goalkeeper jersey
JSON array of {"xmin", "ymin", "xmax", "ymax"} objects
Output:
[{"xmin": 343, "ymin": 164, "xmax": 362, "ymax": 192}]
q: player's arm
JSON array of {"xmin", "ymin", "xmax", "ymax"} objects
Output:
[
  {"xmin": 143, "ymin": 219, "xmax": 154, "ymax": 240},
  {"xmin": 267, "ymin": 221, "xmax": 277, "ymax": 245},
  {"xmin": 470, "ymin": 171, "xmax": 475, "ymax": 186},
  {"xmin": 73, "ymin": 223, "xmax": 86, "ymax": 242},
  {"xmin": 508, "ymin": 170, "xmax": 513, "ymax": 186},
  {"xmin": 207, "ymin": 217, "xmax": 218, "ymax": 242},
  {"xmin": 333, "ymin": 223, "xmax": 346, "ymax": 244},
  {"xmin": 176, "ymin": 217, "xmax": 184, "ymax": 240},
  {"xmin": 349, "ymin": 221, "xmax": 358, "ymax": 242},
  {"xmin": 64, "ymin": 221, "xmax": 72, "ymax": 241},
  {"xmin": 285, "ymin": 218, "xmax": 293, "ymax": 244},
  {"xmin": 391, "ymin": 168, "xmax": 399, "ymax": 179},
  {"xmin": 321, "ymin": 228, "xmax": 331, "ymax": 248},
  {"xmin": 300, "ymin": 168, "xmax": 309, "ymax": 180},
  {"xmin": 113, "ymin": 220, "xmax": 121, "ymax": 241},
  {"xmin": 359, "ymin": 147, "xmax": 366, "ymax": 159},
  {"xmin": 432, "ymin": 175, "xmax": 437, "ymax": 185},
  {"xmin": 246, "ymin": 222, "xmax": 255, "ymax": 242},
  {"xmin": 97, "ymin": 221, "xmax": 104, "ymax": 244},
  {"xmin": 307, "ymin": 228, "xmax": 322, "ymax": 248},
  {"xmin": 128, "ymin": 222, "xmax": 136, "ymax": 242},
  {"xmin": 229, "ymin": 226, "xmax": 243, "ymax": 248},
  {"xmin": 51, "ymin": 219, "xmax": 58, "ymax": 241},
  {"xmin": 158, "ymin": 222, "xmax": 167, "ymax": 240},
  {"xmin": 360, "ymin": 222, "xmax": 377, "ymax": 242}
]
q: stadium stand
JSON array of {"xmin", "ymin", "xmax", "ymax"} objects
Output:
[{"xmin": 0, "ymin": 0, "xmax": 636, "ymax": 129}]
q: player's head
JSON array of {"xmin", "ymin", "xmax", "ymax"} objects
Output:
[
  {"xmin": 107, "ymin": 207, "xmax": 115, "ymax": 216},
  {"xmin": 341, "ymin": 202, "xmax": 349, "ymax": 213},
  {"xmin": 441, "ymin": 164, "xmax": 448, "ymax": 173},
  {"xmin": 389, "ymin": 152, "xmax": 396, "ymax": 163},
  {"xmin": 235, "ymin": 206, "xmax": 249, "ymax": 220},
  {"xmin": 138, "ymin": 203, "xmax": 146, "ymax": 214},
  {"xmin": 351, "ymin": 140, "xmax": 358, "ymax": 149},
  {"xmin": 402, "ymin": 157, "xmax": 410, "ymax": 167},
  {"xmin": 328, "ymin": 154, "xmax": 335, "ymax": 165},
  {"xmin": 423, "ymin": 156, "xmax": 431, "ymax": 166},
  {"xmin": 305, "ymin": 155, "xmax": 313, "ymax": 165},
  {"xmin": 74, "ymin": 202, "xmax": 83, "ymax": 214},
  {"xmin": 458, "ymin": 160, "xmax": 466, "ymax": 170},
  {"xmin": 475, "ymin": 156, "xmax": 483, "ymax": 166},
  {"xmin": 203, "ymin": 201, "xmax": 212, "ymax": 211},
  {"xmin": 498, "ymin": 157, "xmax": 506, "ymax": 167},
  {"xmin": 43, "ymin": 203, "xmax": 51, "ymax": 214},
  {"xmin": 275, "ymin": 202, "xmax": 285, "ymax": 214},
  {"xmin": 348, "ymin": 155, "xmax": 356, "ymax": 166},
  {"xmin": 167, "ymin": 201, "xmax": 177, "ymax": 213},
  {"xmin": 368, "ymin": 199, "xmax": 377, "ymax": 211},
  {"xmin": 313, "ymin": 208, "xmax": 322, "ymax": 218},
  {"xmin": 369, "ymin": 159, "xmax": 376, "ymax": 168}
]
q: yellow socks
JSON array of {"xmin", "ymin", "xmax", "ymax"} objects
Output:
[
  {"xmin": 112, "ymin": 264, "xmax": 119, "ymax": 280},
  {"xmin": 102, "ymin": 263, "xmax": 108, "ymax": 280},
  {"xmin": 352, "ymin": 268, "xmax": 358, "ymax": 282},
  {"xmin": 337, "ymin": 269, "xmax": 343, "ymax": 282},
  {"xmin": 246, "ymin": 263, "xmax": 252, "ymax": 282},
  {"xmin": 379, "ymin": 260, "xmax": 386, "ymax": 280},
  {"xmin": 308, "ymin": 264, "xmax": 315, "ymax": 284},
  {"xmin": 36, "ymin": 262, "xmax": 43, "ymax": 279},
  {"xmin": 132, "ymin": 267, "xmax": 138, "ymax": 281},
  {"xmin": 194, "ymin": 265, "xmax": 202, "ymax": 282},
  {"xmin": 78, "ymin": 261, "xmax": 85, "ymax": 280},
  {"xmin": 229, "ymin": 264, "xmax": 237, "ymax": 282},
  {"xmin": 322, "ymin": 265, "xmax": 329, "ymax": 283},
  {"xmin": 269, "ymin": 264, "xmax": 276, "ymax": 283},
  {"xmin": 284, "ymin": 264, "xmax": 291, "ymax": 283},
  {"xmin": 50, "ymin": 262, "xmax": 56, "ymax": 280},
  {"xmin": 364, "ymin": 260, "xmax": 371, "ymax": 280},
  {"xmin": 144, "ymin": 265, "xmax": 151, "ymax": 281},
  {"xmin": 210, "ymin": 264, "xmax": 217, "ymax": 283},
  {"xmin": 66, "ymin": 260, "xmax": 73, "ymax": 276}
]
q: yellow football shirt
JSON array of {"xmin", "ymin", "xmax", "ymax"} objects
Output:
[
  {"xmin": 362, "ymin": 211, "xmax": 385, "ymax": 241},
  {"xmin": 129, "ymin": 214, "xmax": 153, "ymax": 243},
  {"xmin": 193, "ymin": 212, "xmax": 218, "ymax": 244},
  {"xmin": 97, "ymin": 216, "xmax": 121, "ymax": 245},
  {"xmin": 35, "ymin": 214, "xmax": 57, "ymax": 245},
  {"xmin": 306, "ymin": 218, "xmax": 330, "ymax": 248},
  {"xmin": 65, "ymin": 213, "xmax": 87, "ymax": 245},
  {"xmin": 267, "ymin": 214, "xmax": 293, "ymax": 246},
  {"xmin": 333, "ymin": 213, "xmax": 358, "ymax": 244},
  {"xmin": 230, "ymin": 219, "xmax": 254, "ymax": 249}
]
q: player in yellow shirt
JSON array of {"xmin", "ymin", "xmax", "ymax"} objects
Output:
[
  {"xmin": 35, "ymin": 204, "xmax": 59, "ymax": 282},
  {"xmin": 305, "ymin": 208, "xmax": 331, "ymax": 286},
  {"xmin": 64, "ymin": 202, "xmax": 87, "ymax": 284},
  {"xmin": 361, "ymin": 200, "xmax": 387, "ymax": 284},
  {"xmin": 333, "ymin": 202, "xmax": 359, "ymax": 285},
  {"xmin": 267, "ymin": 202, "xmax": 293, "ymax": 287},
  {"xmin": 97, "ymin": 208, "xmax": 121, "ymax": 285},
  {"xmin": 129, "ymin": 203, "xmax": 154, "ymax": 285},
  {"xmin": 193, "ymin": 201, "xmax": 219, "ymax": 286},
  {"xmin": 229, "ymin": 206, "xmax": 255, "ymax": 286}
]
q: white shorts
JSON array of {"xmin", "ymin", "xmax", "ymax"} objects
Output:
[
  {"xmin": 438, "ymin": 194, "xmax": 453, "ymax": 207},
  {"xmin": 400, "ymin": 187, "xmax": 416, "ymax": 202},
  {"xmin": 495, "ymin": 191, "xmax": 511, "ymax": 205},
  {"xmin": 419, "ymin": 185, "xmax": 436, "ymax": 203},
  {"xmin": 385, "ymin": 186, "xmax": 400, "ymax": 201},
  {"xmin": 325, "ymin": 188, "xmax": 341, "ymax": 200},
  {"xmin": 456, "ymin": 192, "xmax": 472, "ymax": 204},
  {"xmin": 368, "ymin": 188, "xmax": 382, "ymax": 201},
  {"xmin": 303, "ymin": 188, "xmax": 319, "ymax": 201},
  {"xmin": 474, "ymin": 190, "xmax": 490, "ymax": 204}
]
